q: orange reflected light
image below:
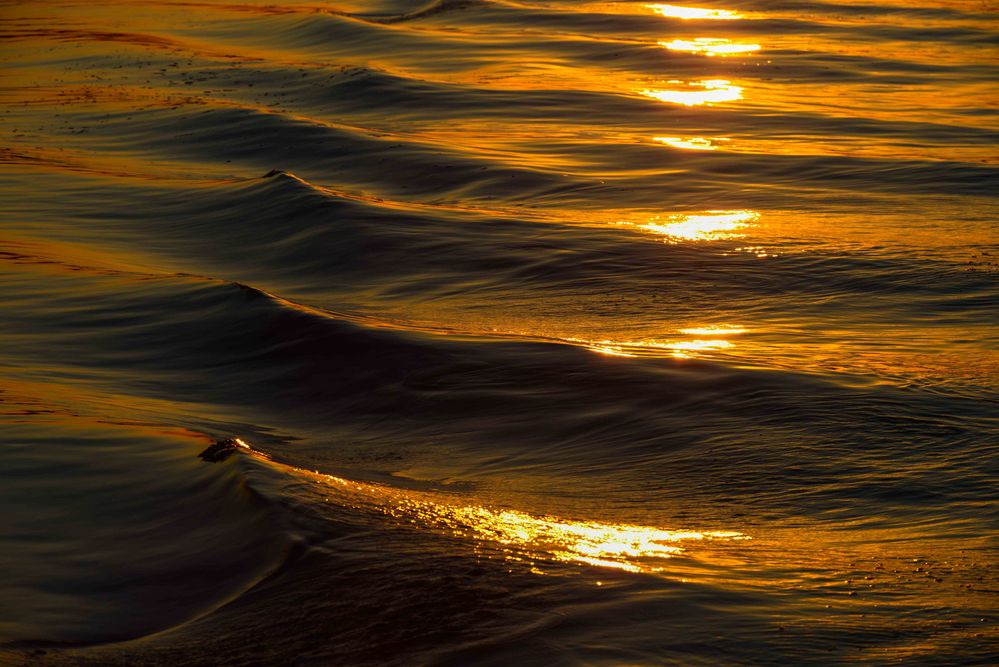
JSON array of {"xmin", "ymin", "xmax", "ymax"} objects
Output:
[
  {"xmin": 643, "ymin": 209, "xmax": 759, "ymax": 241},
  {"xmin": 669, "ymin": 339, "xmax": 734, "ymax": 351},
  {"xmin": 653, "ymin": 136, "xmax": 727, "ymax": 150},
  {"xmin": 444, "ymin": 507, "xmax": 744, "ymax": 573},
  {"xmin": 661, "ymin": 38, "xmax": 760, "ymax": 55},
  {"xmin": 667, "ymin": 338, "xmax": 735, "ymax": 359},
  {"xmin": 641, "ymin": 79, "xmax": 743, "ymax": 106},
  {"xmin": 679, "ymin": 325, "xmax": 748, "ymax": 335},
  {"xmin": 647, "ymin": 4, "xmax": 741, "ymax": 19},
  {"xmin": 300, "ymin": 465, "xmax": 747, "ymax": 574},
  {"xmin": 565, "ymin": 334, "xmax": 742, "ymax": 360},
  {"xmin": 591, "ymin": 345, "xmax": 637, "ymax": 357},
  {"xmin": 565, "ymin": 337, "xmax": 646, "ymax": 357}
]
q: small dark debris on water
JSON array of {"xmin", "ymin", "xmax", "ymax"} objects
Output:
[{"xmin": 199, "ymin": 437, "xmax": 245, "ymax": 463}]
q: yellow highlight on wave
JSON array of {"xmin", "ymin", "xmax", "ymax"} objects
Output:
[
  {"xmin": 644, "ymin": 209, "xmax": 759, "ymax": 241},
  {"xmin": 653, "ymin": 136, "xmax": 726, "ymax": 150},
  {"xmin": 646, "ymin": 4, "xmax": 742, "ymax": 20},
  {"xmin": 567, "ymin": 330, "xmax": 745, "ymax": 361},
  {"xmin": 661, "ymin": 38, "xmax": 761, "ymax": 56},
  {"xmin": 641, "ymin": 80, "xmax": 743, "ymax": 106},
  {"xmin": 306, "ymin": 465, "xmax": 747, "ymax": 574},
  {"xmin": 442, "ymin": 506, "xmax": 745, "ymax": 573},
  {"xmin": 680, "ymin": 325, "xmax": 749, "ymax": 336}
]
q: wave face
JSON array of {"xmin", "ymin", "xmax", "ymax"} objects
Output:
[{"xmin": 1, "ymin": 0, "xmax": 997, "ymax": 664}]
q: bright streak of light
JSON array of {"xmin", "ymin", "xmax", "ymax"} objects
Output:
[
  {"xmin": 641, "ymin": 79, "xmax": 743, "ymax": 106},
  {"xmin": 646, "ymin": 4, "xmax": 742, "ymax": 19},
  {"xmin": 653, "ymin": 136, "xmax": 726, "ymax": 150},
  {"xmin": 296, "ymin": 464, "xmax": 748, "ymax": 574},
  {"xmin": 643, "ymin": 209, "xmax": 759, "ymax": 241},
  {"xmin": 679, "ymin": 325, "xmax": 748, "ymax": 335},
  {"xmin": 661, "ymin": 37, "xmax": 760, "ymax": 55}
]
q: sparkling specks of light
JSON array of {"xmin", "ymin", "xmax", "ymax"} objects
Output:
[{"xmin": 298, "ymin": 463, "xmax": 747, "ymax": 574}]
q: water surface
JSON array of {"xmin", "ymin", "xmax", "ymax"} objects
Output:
[{"xmin": 1, "ymin": 0, "xmax": 998, "ymax": 664}]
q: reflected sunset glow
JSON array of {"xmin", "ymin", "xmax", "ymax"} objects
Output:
[
  {"xmin": 669, "ymin": 339, "xmax": 734, "ymax": 351},
  {"xmin": 305, "ymin": 466, "xmax": 746, "ymax": 574},
  {"xmin": 653, "ymin": 136, "xmax": 726, "ymax": 150},
  {"xmin": 641, "ymin": 80, "xmax": 743, "ymax": 106},
  {"xmin": 646, "ymin": 4, "xmax": 741, "ymax": 19},
  {"xmin": 442, "ymin": 507, "xmax": 744, "ymax": 572},
  {"xmin": 4, "ymin": 0, "xmax": 998, "ymax": 659},
  {"xmin": 591, "ymin": 344, "xmax": 638, "ymax": 357},
  {"xmin": 565, "ymin": 330, "xmax": 745, "ymax": 360},
  {"xmin": 643, "ymin": 209, "xmax": 759, "ymax": 241},
  {"xmin": 662, "ymin": 38, "xmax": 761, "ymax": 55},
  {"xmin": 680, "ymin": 325, "xmax": 749, "ymax": 335}
]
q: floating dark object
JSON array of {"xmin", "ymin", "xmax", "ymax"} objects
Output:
[
  {"xmin": 263, "ymin": 169, "xmax": 283, "ymax": 178},
  {"xmin": 198, "ymin": 437, "xmax": 248, "ymax": 463}
]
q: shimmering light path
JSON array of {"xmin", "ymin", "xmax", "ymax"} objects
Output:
[{"xmin": 297, "ymin": 452, "xmax": 747, "ymax": 574}]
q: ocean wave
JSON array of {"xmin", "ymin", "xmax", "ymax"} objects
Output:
[{"xmin": 3, "ymin": 0, "xmax": 997, "ymax": 660}]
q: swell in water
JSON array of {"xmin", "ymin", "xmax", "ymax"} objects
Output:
[{"xmin": 2, "ymin": 0, "xmax": 998, "ymax": 664}]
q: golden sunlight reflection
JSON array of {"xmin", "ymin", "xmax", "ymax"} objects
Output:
[
  {"xmin": 576, "ymin": 338, "xmax": 735, "ymax": 360},
  {"xmin": 661, "ymin": 38, "xmax": 761, "ymax": 56},
  {"xmin": 298, "ymin": 465, "xmax": 746, "ymax": 574},
  {"xmin": 646, "ymin": 4, "xmax": 741, "ymax": 19},
  {"xmin": 653, "ymin": 136, "xmax": 727, "ymax": 150},
  {"xmin": 592, "ymin": 345, "xmax": 638, "ymax": 357},
  {"xmin": 643, "ymin": 209, "xmax": 759, "ymax": 242},
  {"xmin": 668, "ymin": 339, "xmax": 734, "ymax": 351},
  {"xmin": 668, "ymin": 341, "xmax": 733, "ymax": 359},
  {"xmin": 439, "ymin": 507, "xmax": 744, "ymax": 573},
  {"xmin": 565, "ymin": 327, "xmax": 746, "ymax": 360},
  {"xmin": 679, "ymin": 325, "xmax": 749, "ymax": 336},
  {"xmin": 641, "ymin": 80, "xmax": 743, "ymax": 106}
]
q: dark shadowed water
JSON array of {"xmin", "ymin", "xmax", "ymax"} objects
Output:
[{"xmin": 1, "ymin": 0, "xmax": 997, "ymax": 664}]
